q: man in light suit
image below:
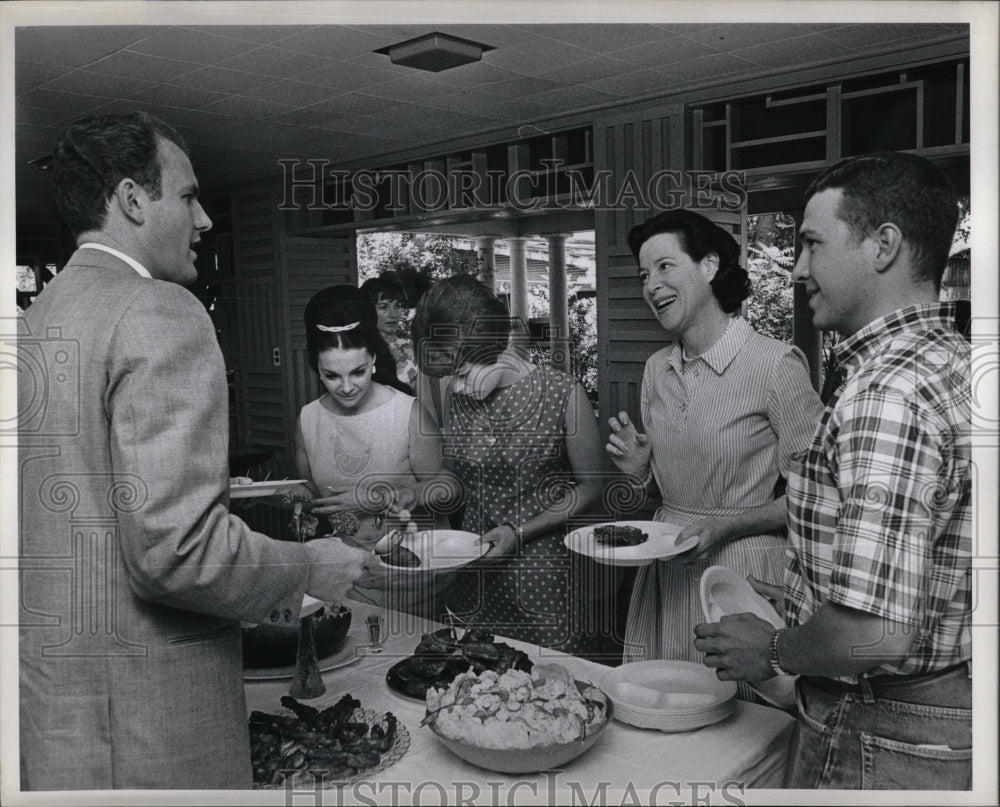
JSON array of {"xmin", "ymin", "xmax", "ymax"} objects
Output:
[{"xmin": 18, "ymin": 112, "xmax": 374, "ymax": 789}]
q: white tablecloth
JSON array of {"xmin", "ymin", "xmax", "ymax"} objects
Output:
[{"xmin": 243, "ymin": 603, "xmax": 793, "ymax": 805}]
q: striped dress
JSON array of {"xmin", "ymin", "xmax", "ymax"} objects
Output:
[{"xmin": 624, "ymin": 317, "xmax": 823, "ymax": 698}]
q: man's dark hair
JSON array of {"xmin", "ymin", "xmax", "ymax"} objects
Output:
[
  {"xmin": 627, "ymin": 209, "xmax": 752, "ymax": 314},
  {"xmin": 53, "ymin": 111, "xmax": 189, "ymax": 238},
  {"xmin": 805, "ymin": 151, "xmax": 959, "ymax": 289},
  {"xmin": 410, "ymin": 275, "xmax": 511, "ymax": 378}
]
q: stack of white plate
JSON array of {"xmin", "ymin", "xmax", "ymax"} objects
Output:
[{"xmin": 600, "ymin": 661, "xmax": 738, "ymax": 732}]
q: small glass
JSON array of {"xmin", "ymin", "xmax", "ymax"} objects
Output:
[{"xmin": 366, "ymin": 614, "xmax": 385, "ymax": 653}]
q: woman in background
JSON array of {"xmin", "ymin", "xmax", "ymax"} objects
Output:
[
  {"xmin": 295, "ymin": 285, "xmax": 458, "ymax": 617},
  {"xmin": 412, "ymin": 275, "xmax": 607, "ymax": 655},
  {"xmin": 361, "ymin": 272, "xmax": 418, "ymax": 391},
  {"xmin": 606, "ymin": 210, "xmax": 822, "ymax": 701}
]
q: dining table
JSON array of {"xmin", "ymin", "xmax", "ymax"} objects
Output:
[{"xmin": 242, "ymin": 600, "xmax": 794, "ymax": 805}]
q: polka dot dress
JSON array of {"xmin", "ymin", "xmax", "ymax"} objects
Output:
[{"xmin": 445, "ymin": 366, "xmax": 585, "ymax": 653}]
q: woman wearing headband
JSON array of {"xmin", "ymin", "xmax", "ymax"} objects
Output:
[{"xmin": 294, "ymin": 285, "xmax": 459, "ymax": 617}]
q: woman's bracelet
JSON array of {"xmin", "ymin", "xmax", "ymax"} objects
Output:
[
  {"xmin": 501, "ymin": 522, "xmax": 523, "ymax": 542},
  {"xmin": 628, "ymin": 467, "xmax": 654, "ymax": 492}
]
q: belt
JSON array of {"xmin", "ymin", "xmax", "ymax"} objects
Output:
[{"xmin": 803, "ymin": 662, "xmax": 970, "ymax": 697}]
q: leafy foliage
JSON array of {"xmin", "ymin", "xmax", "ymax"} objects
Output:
[{"xmin": 745, "ymin": 213, "xmax": 795, "ymax": 344}]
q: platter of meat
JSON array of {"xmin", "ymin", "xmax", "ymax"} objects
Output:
[
  {"xmin": 250, "ymin": 693, "xmax": 409, "ymax": 788},
  {"xmin": 230, "ymin": 477, "xmax": 308, "ymax": 499},
  {"xmin": 564, "ymin": 521, "xmax": 698, "ymax": 567},
  {"xmin": 385, "ymin": 626, "xmax": 534, "ymax": 702}
]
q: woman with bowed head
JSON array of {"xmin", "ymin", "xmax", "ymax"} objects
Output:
[
  {"xmin": 411, "ymin": 275, "xmax": 608, "ymax": 655},
  {"xmin": 360, "ymin": 271, "xmax": 419, "ymax": 391},
  {"xmin": 606, "ymin": 210, "xmax": 823, "ymax": 701},
  {"xmin": 293, "ymin": 285, "xmax": 460, "ymax": 617}
]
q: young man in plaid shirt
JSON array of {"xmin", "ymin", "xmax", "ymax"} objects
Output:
[{"xmin": 694, "ymin": 152, "xmax": 971, "ymax": 790}]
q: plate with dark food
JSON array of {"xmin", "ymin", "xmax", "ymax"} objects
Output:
[
  {"xmin": 242, "ymin": 603, "xmax": 359, "ymax": 678},
  {"xmin": 386, "ymin": 625, "xmax": 534, "ymax": 702},
  {"xmin": 564, "ymin": 520, "xmax": 697, "ymax": 567},
  {"xmin": 250, "ymin": 694, "xmax": 409, "ymax": 789},
  {"xmin": 375, "ymin": 529, "xmax": 487, "ymax": 573}
]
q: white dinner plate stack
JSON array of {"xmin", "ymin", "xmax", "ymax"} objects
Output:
[{"xmin": 599, "ymin": 661, "xmax": 738, "ymax": 732}]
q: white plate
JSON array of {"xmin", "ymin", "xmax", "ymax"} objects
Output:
[
  {"xmin": 242, "ymin": 636, "xmax": 361, "ymax": 681},
  {"xmin": 600, "ymin": 661, "xmax": 737, "ymax": 731},
  {"xmin": 563, "ymin": 521, "xmax": 698, "ymax": 567},
  {"xmin": 377, "ymin": 529, "xmax": 487, "ymax": 573},
  {"xmin": 300, "ymin": 594, "xmax": 324, "ymax": 618},
  {"xmin": 230, "ymin": 479, "xmax": 308, "ymax": 499},
  {"xmin": 699, "ymin": 565, "xmax": 784, "ymax": 629},
  {"xmin": 601, "ymin": 660, "xmax": 737, "ymax": 713},
  {"xmin": 699, "ymin": 565, "xmax": 797, "ymax": 709}
]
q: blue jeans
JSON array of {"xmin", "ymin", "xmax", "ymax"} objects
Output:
[{"xmin": 785, "ymin": 664, "xmax": 972, "ymax": 789}]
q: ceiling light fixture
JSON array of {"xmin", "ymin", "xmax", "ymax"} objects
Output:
[{"xmin": 375, "ymin": 32, "xmax": 494, "ymax": 73}]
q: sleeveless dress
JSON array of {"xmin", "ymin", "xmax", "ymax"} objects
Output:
[
  {"xmin": 299, "ymin": 388, "xmax": 451, "ymax": 617},
  {"xmin": 444, "ymin": 366, "xmax": 589, "ymax": 653},
  {"xmin": 624, "ymin": 319, "xmax": 823, "ymax": 701}
]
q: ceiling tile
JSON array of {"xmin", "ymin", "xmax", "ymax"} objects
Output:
[
  {"xmin": 583, "ymin": 68, "xmax": 673, "ymax": 97},
  {"xmin": 14, "ymin": 26, "xmax": 164, "ymax": 68},
  {"xmin": 128, "ymin": 82, "xmax": 230, "ymax": 110},
  {"xmin": 241, "ymin": 79, "xmax": 338, "ymax": 107},
  {"xmin": 167, "ymin": 108, "xmax": 247, "ymax": 132},
  {"xmin": 527, "ymin": 85, "xmax": 617, "ymax": 111},
  {"xmin": 483, "ymin": 96, "xmax": 553, "ymax": 120},
  {"xmin": 681, "ymin": 24, "xmax": 813, "ymax": 50},
  {"xmin": 17, "ymin": 88, "xmax": 109, "ymax": 114},
  {"xmin": 539, "ymin": 56, "xmax": 635, "ymax": 85},
  {"xmin": 195, "ymin": 25, "xmax": 319, "ymax": 45},
  {"xmin": 818, "ymin": 24, "xmax": 956, "ymax": 50},
  {"xmin": 15, "ymin": 61, "xmax": 74, "ymax": 94},
  {"xmin": 484, "ymin": 76, "xmax": 569, "ymax": 99},
  {"xmin": 37, "ymin": 70, "xmax": 157, "ymax": 99},
  {"xmin": 14, "ymin": 100, "xmax": 83, "ymax": 128},
  {"xmin": 660, "ymin": 52, "xmax": 758, "ymax": 80},
  {"xmin": 517, "ymin": 24, "xmax": 675, "ymax": 53},
  {"xmin": 168, "ymin": 66, "xmax": 276, "ymax": 93},
  {"xmin": 200, "ymin": 95, "xmax": 295, "ymax": 119},
  {"xmin": 734, "ymin": 33, "xmax": 855, "ymax": 67},
  {"xmin": 406, "ymin": 89, "xmax": 500, "ymax": 115},
  {"xmin": 294, "ymin": 59, "xmax": 401, "ymax": 91},
  {"xmin": 269, "ymin": 26, "xmax": 389, "ymax": 59},
  {"xmin": 612, "ymin": 33, "xmax": 715, "ymax": 67},
  {"xmin": 354, "ymin": 75, "xmax": 465, "ymax": 103},
  {"xmin": 431, "ymin": 61, "xmax": 525, "ymax": 88},
  {"xmin": 218, "ymin": 46, "xmax": 336, "ymax": 78},
  {"xmin": 482, "ymin": 40, "xmax": 593, "ymax": 76},
  {"xmin": 87, "ymin": 50, "xmax": 198, "ymax": 82},
  {"xmin": 127, "ymin": 27, "xmax": 256, "ymax": 65}
]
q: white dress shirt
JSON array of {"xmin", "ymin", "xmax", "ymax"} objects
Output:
[{"xmin": 77, "ymin": 242, "xmax": 152, "ymax": 279}]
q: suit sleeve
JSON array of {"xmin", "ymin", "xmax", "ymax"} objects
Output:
[{"xmin": 106, "ymin": 281, "xmax": 310, "ymax": 623}]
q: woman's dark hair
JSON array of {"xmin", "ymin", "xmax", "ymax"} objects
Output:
[
  {"xmin": 304, "ymin": 285, "xmax": 409, "ymax": 393},
  {"xmin": 359, "ymin": 271, "xmax": 407, "ymax": 306},
  {"xmin": 410, "ymin": 275, "xmax": 511, "ymax": 378},
  {"xmin": 53, "ymin": 111, "xmax": 189, "ymax": 238},
  {"xmin": 627, "ymin": 209, "xmax": 752, "ymax": 314}
]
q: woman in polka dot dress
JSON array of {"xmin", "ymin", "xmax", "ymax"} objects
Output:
[{"xmin": 412, "ymin": 276, "xmax": 606, "ymax": 654}]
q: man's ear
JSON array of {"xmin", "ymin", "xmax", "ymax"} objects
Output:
[
  {"xmin": 113, "ymin": 177, "xmax": 146, "ymax": 225},
  {"xmin": 872, "ymin": 222, "xmax": 903, "ymax": 273}
]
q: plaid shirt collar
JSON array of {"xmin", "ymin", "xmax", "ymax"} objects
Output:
[{"xmin": 834, "ymin": 302, "xmax": 956, "ymax": 380}]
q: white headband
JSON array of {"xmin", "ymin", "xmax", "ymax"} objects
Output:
[{"xmin": 316, "ymin": 321, "xmax": 360, "ymax": 333}]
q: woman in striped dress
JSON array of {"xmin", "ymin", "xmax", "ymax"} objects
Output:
[{"xmin": 606, "ymin": 210, "xmax": 823, "ymax": 701}]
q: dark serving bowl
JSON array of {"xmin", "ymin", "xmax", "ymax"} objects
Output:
[{"xmin": 241, "ymin": 604, "xmax": 352, "ymax": 668}]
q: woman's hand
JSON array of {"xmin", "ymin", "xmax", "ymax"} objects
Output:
[
  {"xmin": 606, "ymin": 411, "xmax": 652, "ymax": 480},
  {"xmin": 477, "ymin": 524, "xmax": 518, "ymax": 563},
  {"xmin": 676, "ymin": 516, "xmax": 737, "ymax": 564}
]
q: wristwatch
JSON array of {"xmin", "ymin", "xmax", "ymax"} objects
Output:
[{"xmin": 768, "ymin": 628, "xmax": 792, "ymax": 676}]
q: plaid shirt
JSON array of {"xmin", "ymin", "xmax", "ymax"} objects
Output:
[{"xmin": 785, "ymin": 303, "xmax": 971, "ymax": 679}]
